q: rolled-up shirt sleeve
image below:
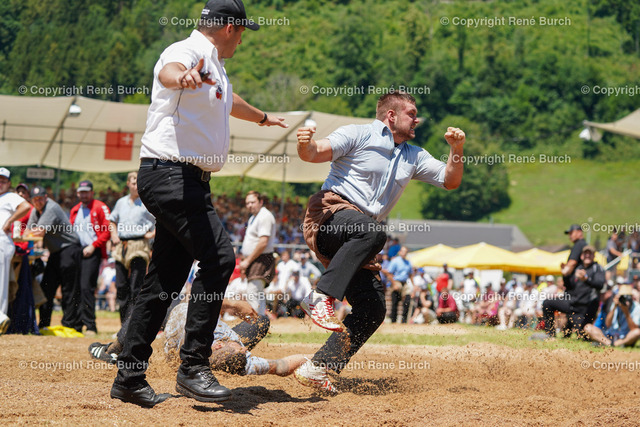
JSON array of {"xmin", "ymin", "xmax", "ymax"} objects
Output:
[
  {"xmin": 327, "ymin": 124, "xmax": 360, "ymax": 161},
  {"xmin": 413, "ymin": 149, "xmax": 446, "ymax": 189},
  {"xmin": 161, "ymin": 42, "xmax": 200, "ymax": 71}
]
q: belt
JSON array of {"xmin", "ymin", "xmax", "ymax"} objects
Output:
[
  {"xmin": 120, "ymin": 236, "xmax": 145, "ymax": 241},
  {"xmin": 140, "ymin": 158, "xmax": 211, "ymax": 182}
]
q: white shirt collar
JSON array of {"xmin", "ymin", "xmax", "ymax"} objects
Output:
[{"xmin": 189, "ymin": 30, "xmax": 224, "ymax": 66}]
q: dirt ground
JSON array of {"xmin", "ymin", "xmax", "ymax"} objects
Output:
[{"xmin": 2, "ymin": 315, "xmax": 640, "ymax": 426}]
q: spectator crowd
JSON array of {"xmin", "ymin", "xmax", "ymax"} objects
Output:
[{"xmin": 2, "ymin": 166, "xmax": 640, "ymax": 352}]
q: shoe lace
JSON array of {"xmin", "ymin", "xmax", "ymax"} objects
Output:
[
  {"xmin": 197, "ymin": 367, "xmax": 217, "ymax": 387},
  {"xmin": 324, "ymin": 297, "xmax": 336, "ymax": 317}
]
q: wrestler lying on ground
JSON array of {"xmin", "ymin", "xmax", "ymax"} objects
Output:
[{"xmin": 89, "ymin": 297, "xmax": 311, "ymax": 377}]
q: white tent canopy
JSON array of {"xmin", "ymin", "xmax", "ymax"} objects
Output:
[
  {"xmin": 0, "ymin": 95, "xmax": 373, "ymax": 182},
  {"xmin": 584, "ymin": 109, "xmax": 640, "ymax": 140}
]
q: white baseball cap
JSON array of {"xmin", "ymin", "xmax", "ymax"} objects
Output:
[{"xmin": 0, "ymin": 167, "xmax": 10, "ymax": 179}]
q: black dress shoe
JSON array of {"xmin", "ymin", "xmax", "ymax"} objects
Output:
[
  {"xmin": 176, "ymin": 366, "xmax": 231, "ymax": 403},
  {"xmin": 110, "ymin": 382, "xmax": 171, "ymax": 408}
]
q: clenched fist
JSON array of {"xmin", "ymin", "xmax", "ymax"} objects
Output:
[
  {"xmin": 297, "ymin": 126, "xmax": 316, "ymax": 145},
  {"xmin": 444, "ymin": 127, "xmax": 465, "ymax": 148}
]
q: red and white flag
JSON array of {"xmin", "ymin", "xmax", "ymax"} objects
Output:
[{"xmin": 105, "ymin": 131, "xmax": 134, "ymax": 160}]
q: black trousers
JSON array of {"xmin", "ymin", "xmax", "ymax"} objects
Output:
[
  {"xmin": 38, "ymin": 244, "xmax": 82, "ymax": 330},
  {"xmin": 312, "ymin": 210, "xmax": 387, "ymax": 373},
  {"xmin": 542, "ymin": 298, "xmax": 600, "ymax": 337},
  {"xmin": 115, "ymin": 256, "xmax": 147, "ymax": 324},
  {"xmin": 115, "ymin": 163, "xmax": 235, "ymax": 388},
  {"xmin": 232, "ymin": 314, "xmax": 270, "ymax": 351},
  {"xmin": 390, "ymin": 283, "xmax": 411, "ymax": 323},
  {"xmin": 285, "ymin": 298, "xmax": 305, "ymax": 318},
  {"xmin": 78, "ymin": 250, "xmax": 102, "ymax": 332},
  {"xmin": 437, "ymin": 312, "xmax": 458, "ymax": 324}
]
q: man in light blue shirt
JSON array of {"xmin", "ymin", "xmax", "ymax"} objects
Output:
[
  {"xmin": 584, "ymin": 285, "xmax": 640, "ymax": 347},
  {"xmin": 385, "ymin": 246, "xmax": 413, "ymax": 323},
  {"xmin": 108, "ymin": 171, "xmax": 155, "ymax": 325},
  {"xmin": 294, "ymin": 92, "xmax": 465, "ymax": 393}
]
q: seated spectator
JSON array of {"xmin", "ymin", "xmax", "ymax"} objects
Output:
[
  {"xmin": 298, "ymin": 253, "xmax": 321, "ymax": 286},
  {"xmin": 472, "ymin": 287, "xmax": 500, "ymax": 326},
  {"xmin": 514, "ymin": 281, "xmax": 538, "ymax": 328},
  {"xmin": 584, "ymin": 285, "xmax": 640, "ymax": 347},
  {"xmin": 409, "ymin": 275, "xmax": 436, "ymax": 325},
  {"xmin": 460, "ymin": 269, "xmax": 479, "ymax": 324},
  {"xmin": 496, "ymin": 283, "xmax": 521, "ymax": 330},
  {"xmin": 436, "ymin": 290, "xmax": 459, "ymax": 324},
  {"xmin": 284, "ymin": 269, "xmax": 312, "ymax": 318}
]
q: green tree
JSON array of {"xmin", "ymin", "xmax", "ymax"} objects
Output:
[{"xmin": 421, "ymin": 117, "xmax": 510, "ymax": 221}]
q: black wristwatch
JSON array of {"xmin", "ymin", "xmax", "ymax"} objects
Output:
[{"xmin": 259, "ymin": 112, "xmax": 267, "ymax": 124}]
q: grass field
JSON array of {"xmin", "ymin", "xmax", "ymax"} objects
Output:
[
  {"xmin": 263, "ymin": 324, "xmax": 640, "ymax": 352},
  {"xmin": 85, "ymin": 311, "xmax": 630, "ymax": 353},
  {"xmin": 389, "ymin": 158, "xmax": 640, "ymax": 247}
]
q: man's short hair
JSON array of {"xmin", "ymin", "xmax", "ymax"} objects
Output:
[
  {"xmin": 127, "ymin": 171, "xmax": 137, "ymax": 182},
  {"xmin": 246, "ymin": 190, "xmax": 263, "ymax": 202},
  {"xmin": 376, "ymin": 92, "xmax": 416, "ymax": 120},
  {"xmin": 197, "ymin": 18, "xmax": 227, "ymax": 35}
]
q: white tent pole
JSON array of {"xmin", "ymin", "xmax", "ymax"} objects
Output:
[
  {"xmin": 280, "ymin": 145, "xmax": 287, "ymax": 221},
  {"xmin": 39, "ymin": 97, "xmax": 75, "ymax": 166},
  {"xmin": 56, "ymin": 126, "xmax": 63, "ymax": 200}
]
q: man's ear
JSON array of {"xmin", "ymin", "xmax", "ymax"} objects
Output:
[{"xmin": 387, "ymin": 109, "xmax": 396, "ymax": 125}]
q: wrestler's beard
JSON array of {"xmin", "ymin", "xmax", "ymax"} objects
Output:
[{"xmin": 395, "ymin": 127, "xmax": 415, "ymax": 143}]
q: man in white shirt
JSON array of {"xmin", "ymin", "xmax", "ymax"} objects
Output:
[
  {"xmin": 461, "ymin": 269, "xmax": 479, "ymax": 324},
  {"xmin": 284, "ymin": 269, "xmax": 313, "ymax": 318},
  {"xmin": 298, "ymin": 253, "xmax": 322, "ymax": 285},
  {"xmin": 111, "ymin": 0, "xmax": 287, "ymax": 408},
  {"xmin": 514, "ymin": 281, "xmax": 538, "ymax": 326},
  {"xmin": 239, "ymin": 191, "xmax": 276, "ymax": 316},
  {"xmin": 0, "ymin": 167, "xmax": 32, "ymax": 333},
  {"xmin": 265, "ymin": 249, "xmax": 299, "ymax": 317},
  {"xmin": 273, "ymin": 249, "xmax": 299, "ymax": 292}
]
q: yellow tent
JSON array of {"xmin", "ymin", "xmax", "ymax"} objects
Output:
[
  {"xmin": 407, "ymin": 244, "xmax": 455, "ymax": 267},
  {"xmin": 429, "ymin": 242, "xmax": 535, "ymax": 272},
  {"xmin": 515, "ymin": 248, "xmax": 560, "ymax": 275},
  {"xmin": 537, "ymin": 250, "xmax": 630, "ymax": 274},
  {"xmin": 521, "ymin": 249, "xmax": 630, "ymax": 275},
  {"xmin": 535, "ymin": 250, "xmax": 569, "ymax": 274}
]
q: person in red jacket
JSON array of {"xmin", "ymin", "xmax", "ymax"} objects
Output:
[{"xmin": 69, "ymin": 180, "xmax": 110, "ymax": 334}]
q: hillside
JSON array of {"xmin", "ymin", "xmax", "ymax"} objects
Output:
[
  {"xmin": 390, "ymin": 158, "xmax": 640, "ymax": 247},
  {"xmin": 2, "ymin": 0, "xmax": 639, "ymax": 245}
]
